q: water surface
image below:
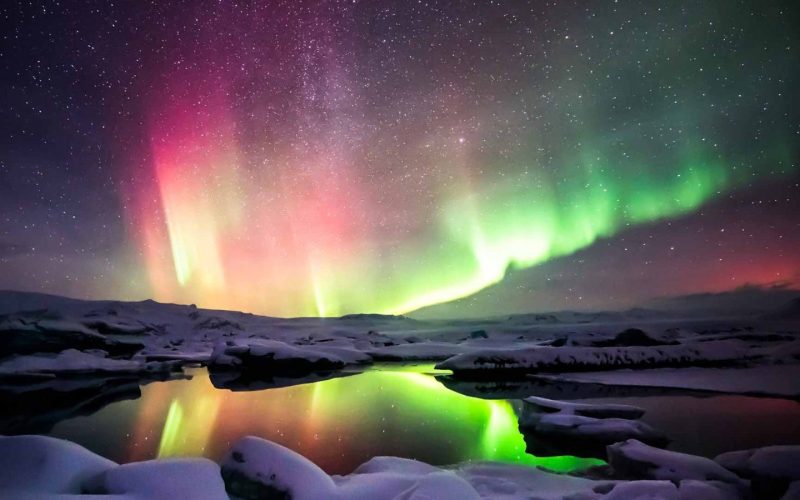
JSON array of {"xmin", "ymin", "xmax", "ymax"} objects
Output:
[
  {"xmin": 44, "ymin": 364, "xmax": 596, "ymax": 474},
  {"xmin": 5, "ymin": 364, "xmax": 799, "ymax": 475}
]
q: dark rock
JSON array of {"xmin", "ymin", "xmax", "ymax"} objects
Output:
[
  {"xmin": 592, "ymin": 328, "xmax": 677, "ymax": 347},
  {"xmin": 470, "ymin": 330, "xmax": 489, "ymax": 339}
]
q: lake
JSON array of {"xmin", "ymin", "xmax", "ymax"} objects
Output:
[{"xmin": 3, "ymin": 363, "xmax": 799, "ymax": 475}]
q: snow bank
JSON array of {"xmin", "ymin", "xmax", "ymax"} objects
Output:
[
  {"xmin": 455, "ymin": 462, "xmax": 601, "ymax": 499},
  {"xmin": 368, "ymin": 342, "xmax": 470, "ymax": 361},
  {"xmin": 222, "ymin": 436, "xmax": 481, "ymax": 500},
  {"xmin": 83, "ymin": 458, "xmax": 227, "ymax": 500},
  {"xmin": 221, "ymin": 436, "xmax": 338, "ymax": 500},
  {"xmin": 0, "ymin": 349, "xmax": 176, "ymax": 377},
  {"xmin": 0, "ymin": 435, "xmax": 115, "ymax": 496},
  {"xmin": 607, "ymin": 439, "xmax": 745, "ymax": 486},
  {"xmin": 533, "ymin": 364, "xmax": 800, "ymax": 398},
  {"xmin": 526, "ymin": 413, "xmax": 668, "ymax": 446},
  {"xmin": 351, "ymin": 456, "xmax": 441, "ymax": 475},
  {"xmin": 0, "ymin": 313, "xmax": 143, "ymax": 357},
  {"xmin": 0, "ymin": 434, "xmax": 763, "ymax": 500},
  {"xmin": 523, "ymin": 395, "xmax": 645, "ymax": 419},
  {"xmin": 519, "ymin": 396, "xmax": 665, "ymax": 458},
  {"xmin": 715, "ymin": 446, "xmax": 800, "ymax": 481},
  {"xmin": 336, "ymin": 469, "xmax": 480, "ymax": 500},
  {"xmin": 436, "ymin": 340, "xmax": 751, "ymax": 377},
  {"xmin": 81, "ymin": 318, "xmax": 152, "ymax": 335},
  {"xmin": 209, "ymin": 339, "xmax": 370, "ymax": 372},
  {"xmin": 594, "ymin": 479, "xmax": 741, "ymax": 500},
  {"xmin": 715, "ymin": 446, "xmax": 800, "ymax": 499}
]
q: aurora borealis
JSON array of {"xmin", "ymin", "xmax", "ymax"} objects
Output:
[{"xmin": 1, "ymin": 0, "xmax": 799, "ymax": 317}]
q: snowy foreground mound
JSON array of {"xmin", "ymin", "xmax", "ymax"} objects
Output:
[{"xmin": 4, "ymin": 434, "xmax": 799, "ymax": 499}]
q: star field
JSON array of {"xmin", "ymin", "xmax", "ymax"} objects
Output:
[{"xmin": 1, "ymin": 0, "xmax": 798, "ymax": 316}]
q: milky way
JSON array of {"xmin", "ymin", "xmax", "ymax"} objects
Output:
[{"xmin": 1, "ymin": 0, "xmax": 798, "ymax": 316}]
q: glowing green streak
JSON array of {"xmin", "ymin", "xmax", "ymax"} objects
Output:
[
  {"xmin": 479, "ymin": 400, "xmax": 592, "ymax": 470},
  {"xmin": 373, "ymin": 162, "xmax": 725, "ymax": 315},
  {"xmin": 158, "ymin": 399, "xmax": 184, "ymax": 457}
]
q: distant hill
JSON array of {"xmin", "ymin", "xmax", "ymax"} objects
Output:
[
  {"xmin": 762, "ymin": 297, "xmax": 800, "ymax": 321},
  {"xmin": 646, "ymin": 284, "xmax": 800, "ymax": 318}
]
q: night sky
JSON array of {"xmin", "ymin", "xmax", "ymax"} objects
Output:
[{"xmin": 1, "ymin": 0, "xmax": 798, "ymax": 318}]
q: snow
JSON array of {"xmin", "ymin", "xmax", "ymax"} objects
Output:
[
  {"xmin": 607, "ymin": 439, "xmax": 745, "ymax": 486},
  {"xmin": 523, "ymin": 395, "xmax": 645, "ymax": 419},
  {"xmin": 0, "ymin": 435, "xmax": 116, "ymax": 496},
  {"xmin": 455, "ymin": 462, "xmax": 601, "ymax": 500},
  {"xmin": 221, "ymin": 436, "xmax": 338, "ymax": 500},
  {"xmin": 352, "ymin": 456, "xmax": 442, "ymax": 475},
  {"xmin": 519, "ymin": 396, "xmax": 666, "ymax": 458},
  {"xmin": 368, "ymin": 342, "xmax": 470, "ymax": 361},
  {"xmin": 0, "ymin": 313, "xmax": 143, "ymax": 357},
  {"xmin": 715, "ymin": 445, "xmax": 800, "ymax": 481},
  {"xmin": 222, "ymin": 436, "xmax": 481, "ymax": 500},
  {"xmin": 527, "ymin": 413, "xmax": 668, "ymax": 445},
  {"xmin": 335, "ymin": 469, "xmax": 481, "ymax": 500},
  {"xmin": 436, "ymin": 340, "xmax": 751, "ymax": 376},
  {"xmin": 0, "ymin": 434, "xmax": 769, "ymax": 500},
  {"xmin": 0, "ymin": 436, "xmax": 226, "ymax": 499},
  {"xmin": 83, "ymin": 458, "xmax": 227, "ymax": 499},
  {"xmin": 533, "ymin": 365, "xmax": 800, "ymax": 397},
  {"xmin": 1, "ymin": 291, "xmax": 799, "ymax": 498},
  {"xmin": 209, "ymin": 339, "xmax": 370, "ymax": 371},
  {"xmin": 0, "ymin": 349, "xmax": 176, "ymax": 376},
  {"xmin": 593, "ymin": 479, "xmax": 740, "ymax": 500}
]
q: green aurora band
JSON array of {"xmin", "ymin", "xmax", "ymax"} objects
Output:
[{"xmin": 311, "ymin": 143, "xmax": 793, "ymax": 317}]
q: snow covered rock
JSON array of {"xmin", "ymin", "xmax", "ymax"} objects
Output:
[
  {"xmin": 81, "ymin": 317, "xmax": 153, "ymax": 335},
  {"xmin": 0, "ymin": 435, "xmax": 115, "ymax": 496},
  {"xmin": 368, "ymin": 342, "xmax": 470, "ymax": 361},
  {"xmin": 715, "ymin": 446, "xmax": 800, "ymax": 482},
  {"xmin": 221, "ymin": 436, "xmax": 482, "ymax": 500},
  {"xmin": 352, "ymin": 456, "xmax": 442, "ymax": 475},
  {"xmin": 523, "ymin": 396, "xmax": 645, "ymax": 419},
  {"xmin": 221, "ymin": 436, "xmax": 338, "ymax": 500},
  {"xmin": 591, "ymin": 328, "xmax": 678, "ymax": 347},
  {"xmin": 0, "ymin": 313, "xmax": 143, "ymax": 357},
  {"xmin": 715, "ymin": 446, "xmax": 800, "ymax": 499},
  {"xmin": 519, "ymin": 397, "xmax": 666, "ymax": 458},
  {"xmin": 336, "ymin": 468, "xmax": 481, "ymax": 500},
  {"xmin": 0, "ymin": 436, "xmax": 227, "ymax": 499},
  {"xmin": 345, "ymin": 456, "xmax": 479, "ymax": 500},
  {"xmin": 436, "ymin": 340, "xmax": 750, "ymax": 377},
  {"xmin": 607, "ymin": 439, "xmax": 745, "ymax": 486},
  {"xmin": 0, "ymin": 349, "xmax": 177, "ymax": 377},
  {"xmin": 83, "ymin": 458, "xmax": 227, "ymax": 500},
  {"xmin": 456, "ymin": 462, "xmax": 601, "ymax": 499},
  {"xmin": 209, "ymin": 339, "xmax": 369, "ymax": 373},
  {"xmin": 591, "ymin": 479, "xmax": 741, "ymax": 500},
  {"xmin": 524, "ymin": 413, "xmax": 668, "ymax": 454}
]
